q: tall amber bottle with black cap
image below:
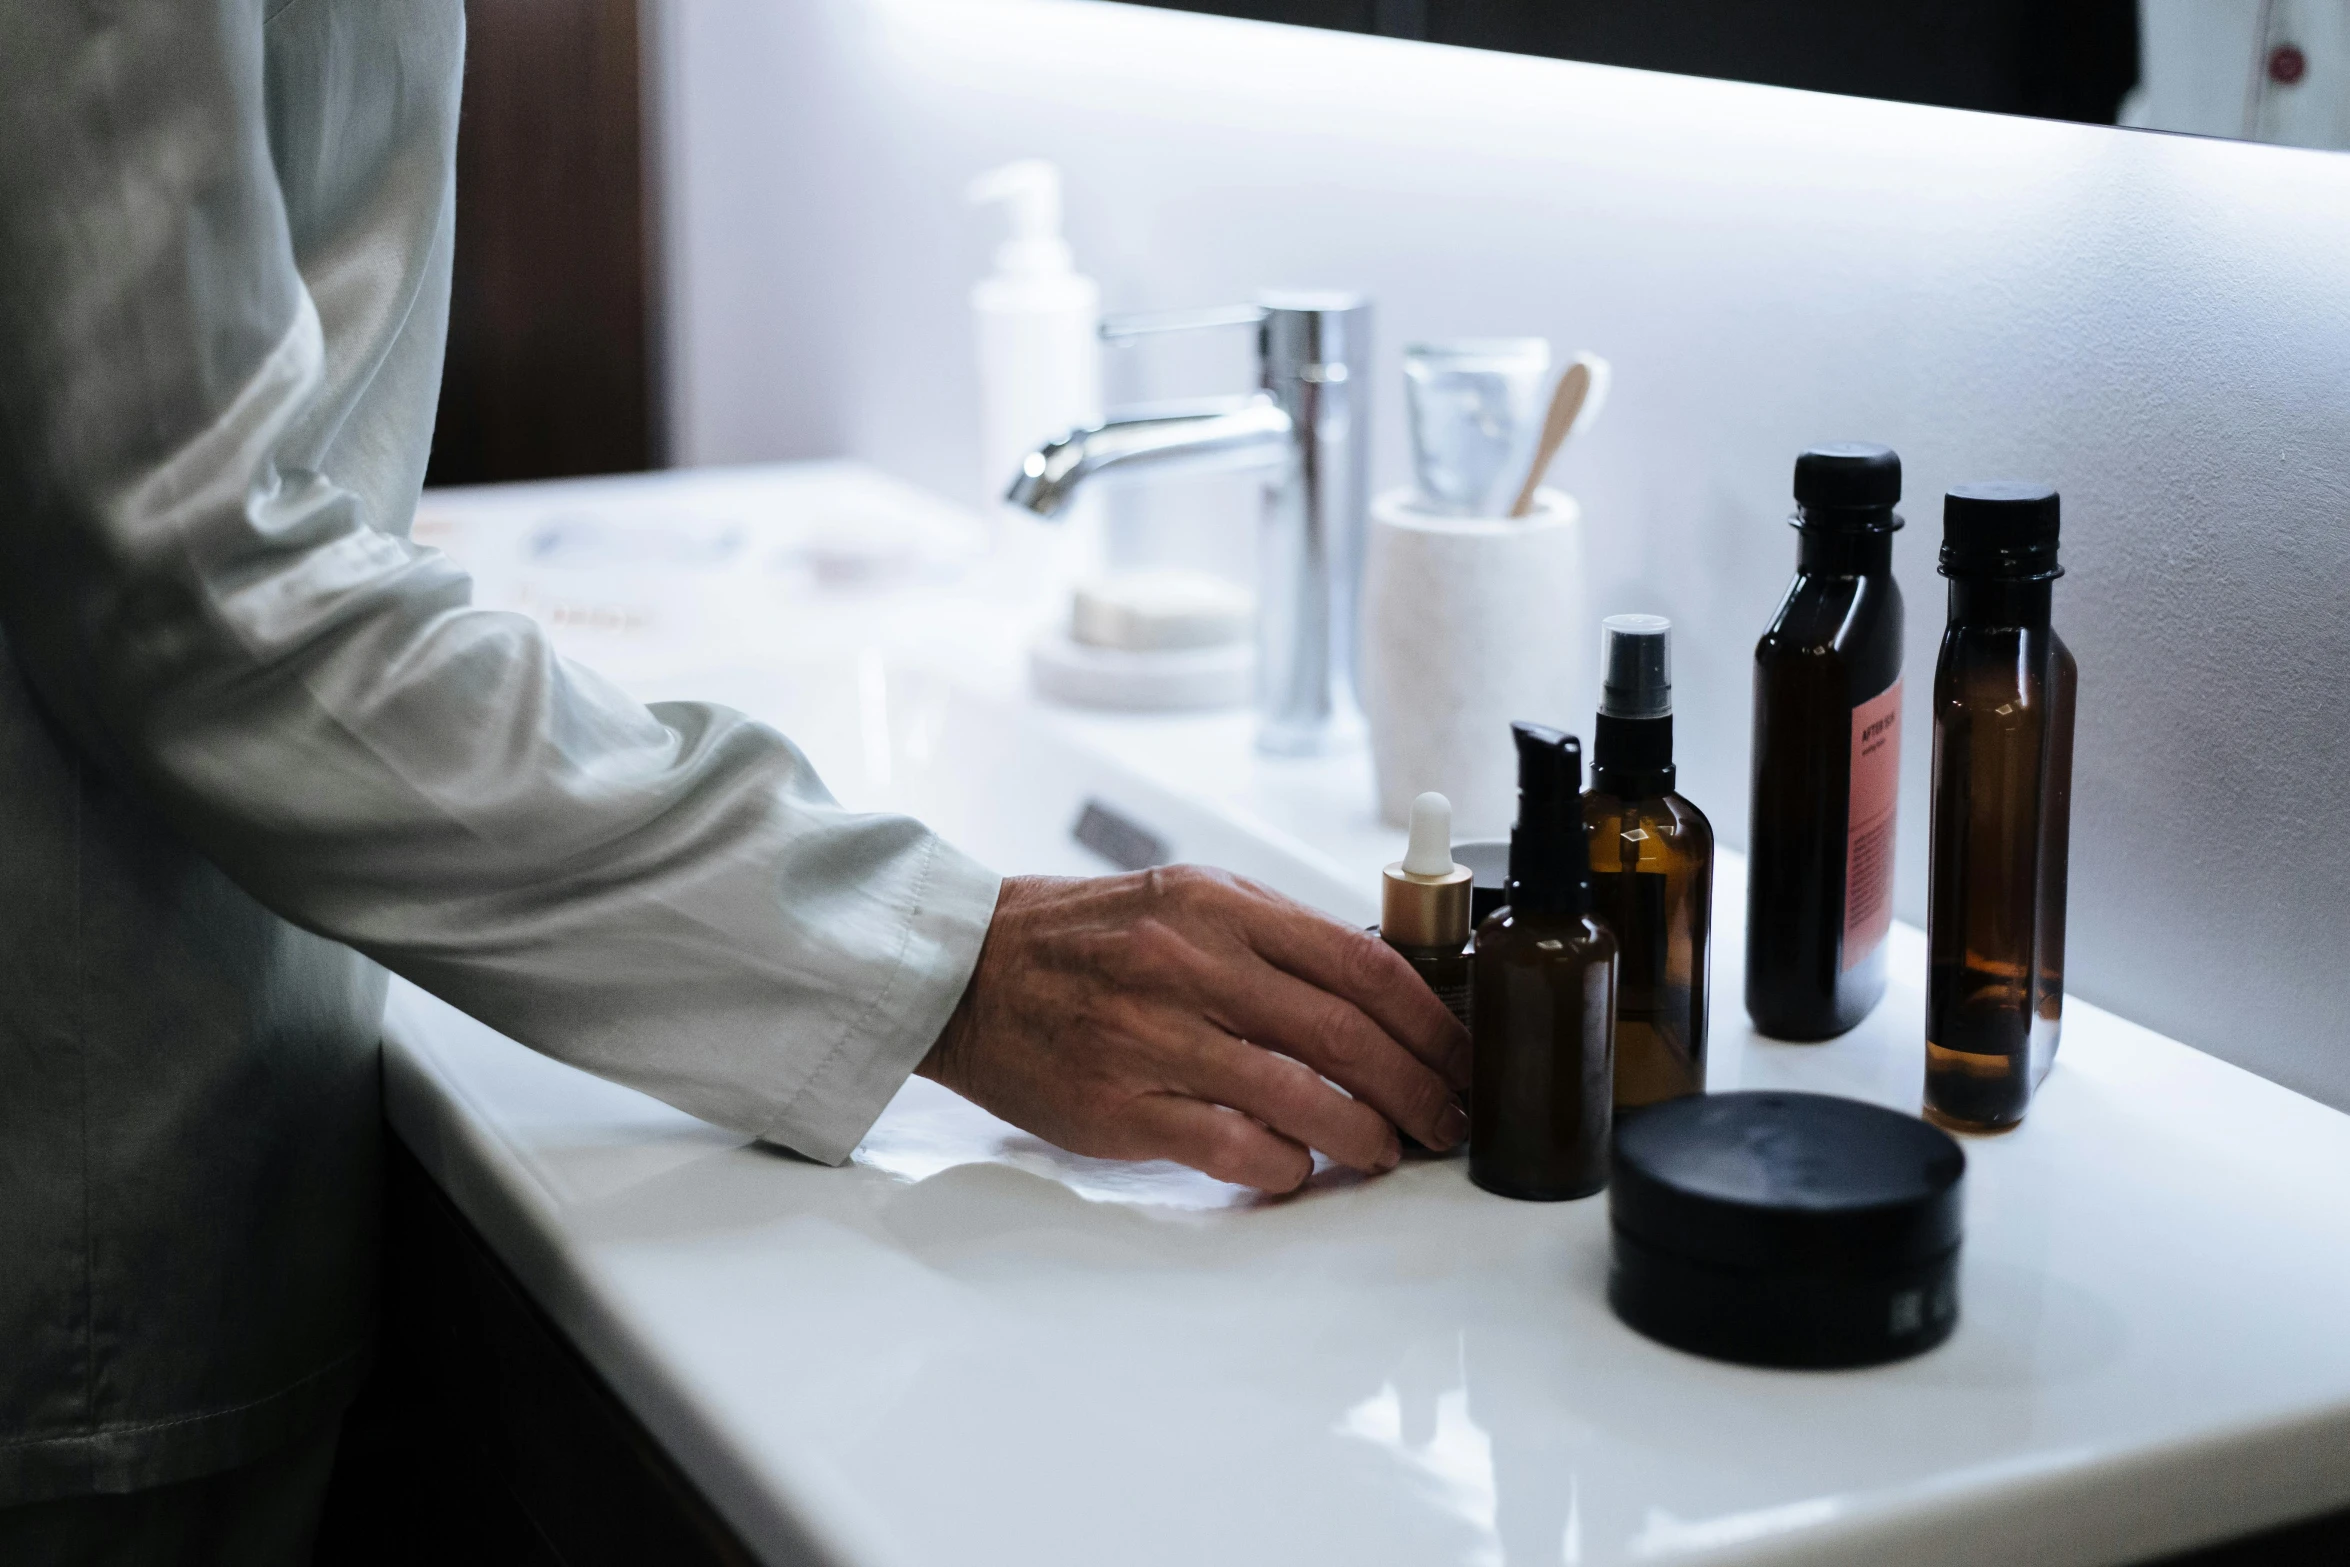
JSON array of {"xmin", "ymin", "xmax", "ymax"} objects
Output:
[
  {"xmin": 1472, "ymin": 724, "xmax": 1619, "ymax": 1201},
  {"xmin": 1584, "ymin": 615, "xmax": 1713, "ymax": 1108},
  {"xmin": 1746, "ymin": 444, "xmax": 1906, "ymax": 1040},
  {"xmin": 1925, "ymin": 483, "xmax": 2076, "ymax": 1133}
]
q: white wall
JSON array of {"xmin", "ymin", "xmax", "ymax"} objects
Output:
[{"xmin": 654, "ymin": 0, "xmax": 2350, "ymax": 1110}]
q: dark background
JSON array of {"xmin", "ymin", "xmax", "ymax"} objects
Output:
[
  {"xmin": 1140, "ymin": 0, "xmax": 2140, "ymax": 124},
  {"xmin": 425, "ymin": 0, "xmax": 655, "ymax": 489}
]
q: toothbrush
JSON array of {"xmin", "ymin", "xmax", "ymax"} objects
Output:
[{"xmin": 1508, "ymin": 351, "xmax": 1613, "ymax": 518}]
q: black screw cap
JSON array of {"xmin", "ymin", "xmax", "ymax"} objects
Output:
[
  {"xmin": 1941, "ymin": 481, "xmax": 2062, "ymax": 580},
  {"xmin": 1793, "ymin": 443, "xmax": 1903, "ymax": 512}
]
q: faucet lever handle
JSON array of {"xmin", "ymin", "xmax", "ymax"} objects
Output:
[{"xmin": 1099, "ymin": 304, "xmax": 1268, "ymax": 344}]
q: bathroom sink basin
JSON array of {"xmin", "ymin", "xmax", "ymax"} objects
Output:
[{"xmin": 628, "ymin": 654, "xmax": 1370, "ymax": 925}]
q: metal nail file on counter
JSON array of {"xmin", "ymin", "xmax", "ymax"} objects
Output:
[{"xmin": 396, "ymin": 460, "xmax": 2350, "ymax": 1567}]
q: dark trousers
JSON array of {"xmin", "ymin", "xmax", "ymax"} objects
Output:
[{"xmin": 0, "ymin": 1425, "xmax": 340, "ymax": 1567}]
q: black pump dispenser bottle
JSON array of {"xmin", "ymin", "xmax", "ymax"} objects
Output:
[
  {"xmin": 1471, "ymin": 724, "xmax": 1620, "ymax": 1201},
  {"xmin": 1745, "ymin": 444, "xmax": 1906, "ymax": 1040}
]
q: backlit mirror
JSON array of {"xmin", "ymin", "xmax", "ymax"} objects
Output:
[{"xmin": 1128, "ymin": 1, "xmax": 2350, "ymax": 151}]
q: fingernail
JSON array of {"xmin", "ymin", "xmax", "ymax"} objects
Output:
[
  {"xmin": 1434, "ymin": 1101, "xmax": 1469, "ymax": 1150},
  {"xmin": 1377, "ymin": 1139, "xmax": 1402, "ymax": 1174}
]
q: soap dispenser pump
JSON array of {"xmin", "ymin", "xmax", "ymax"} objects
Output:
[
  {"xmin": 967, "ymin": 160, "xmax": 1103, "ymax": 516},
  {"xmin": 1471, "ymin": 723, "xmax": 1621, "ymax": 1201}
]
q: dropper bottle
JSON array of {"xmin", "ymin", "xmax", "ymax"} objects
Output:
[
  {"xmin": 1584, "ymin": 615, "xmax": 1714, "ymax": 1108},
  {"xmin": 1471, "ymin": 724, "xmax": 1620, "ymax": 1201},
  {"xmin": 1378, "ymin": 791, "xmax": 1474, "ymax": 1029}
]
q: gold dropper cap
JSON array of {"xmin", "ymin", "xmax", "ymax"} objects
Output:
[{"xmin": 1382, "ymin": 792, "xmax": 1473, "ymax": 948}]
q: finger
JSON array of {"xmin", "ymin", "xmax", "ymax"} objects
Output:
[
  {"xmin": 1223, "ymin": 885, "xmax": 1472, "ymax": 1090},
  {"xmin": 1170, "ymin": 1024, "xmax": 1401, "ymax": 1174},
  {"xmin": 1202, "ymin": 955, "xmax": 1466, "ymax": 1153},
  {"xmin": 1117, "ymin": 1093, "xmax": 1315, "ymax": 1193}
]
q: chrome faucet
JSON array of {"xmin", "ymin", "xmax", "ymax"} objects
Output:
[{"xmin": 1006, "ymin": 292, "xmax": 1373, "ymax": 756}]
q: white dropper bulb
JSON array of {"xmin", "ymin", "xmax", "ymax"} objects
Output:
[
  {"xmin": 966, "ymin": 159, "xmax": 1073, "ymax": 278},
  {"xmin": 1402, "ymin": 792, "xmax": 1458, "ymax": 878}
]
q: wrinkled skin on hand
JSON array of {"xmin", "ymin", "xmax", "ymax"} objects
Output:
[{"xmin": 919, "ymin": 868, "xmax": 1473, "ymax": 1193}]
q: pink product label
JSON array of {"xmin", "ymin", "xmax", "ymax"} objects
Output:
[{"xmin": 1843, "ymin": 680, "xmax": 1902, "ymax": 970}]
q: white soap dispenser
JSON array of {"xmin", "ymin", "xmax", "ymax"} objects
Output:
[{"xmin": 966, "ymin": 160, "xmax": 1103, "ymax": 513}]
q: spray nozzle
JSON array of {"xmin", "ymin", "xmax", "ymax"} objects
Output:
[
  {"xmin": 967, "ymin": 159, "xmax": 1073, "ymax": 278},
  {"xmin": 1600, "ymin": 614, "xmax": 1672, "ymax": 719}
]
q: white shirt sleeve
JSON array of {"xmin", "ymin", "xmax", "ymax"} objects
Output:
[{"xmin": 0, "ymin": 0, "xmax": 1000, "ymax": 1162}]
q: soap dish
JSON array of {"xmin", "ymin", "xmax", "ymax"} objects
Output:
[
  {"xmin": 1027, "ymin": 633, "xmax": 1253, "ymax": 712},
  {"xmin": 1030, "ymin": 570, "xmax": 1255, "ymax": 712}
]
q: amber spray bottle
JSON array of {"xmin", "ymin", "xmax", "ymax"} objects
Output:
[
  {"xmin": 1584, "ymin": 616, "xmax": 1713, "ymax": 1108},
  {"xmin": 1472, "ymin": 724, "xmax": 1619, "ymax": 1201},
  {"xmin": 1924, "ymin": 484, "xmax": 2076, "ymax": 1133},
  {"xmin": 1746, "ymin": 444, "xmax": 1906, "ymax": 1040},
  {"xmin": 1380, "ymin": 791, "xmax": 1474, "ymax": 1030}
]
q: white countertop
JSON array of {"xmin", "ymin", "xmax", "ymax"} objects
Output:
[{"xmin": 387, "ymin": 462, "xmax": 2350, "ymax": 1567}]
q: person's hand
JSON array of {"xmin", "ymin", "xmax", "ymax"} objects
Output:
[{"xmin": 918, "ymin": 868, "xmax": 1472, "ymax": 1193}]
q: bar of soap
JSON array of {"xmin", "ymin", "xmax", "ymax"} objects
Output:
[
  {"xmin": 1070, "ymin": 570, "xmax": 1252, "ymax": 652},
  {"xmin": 1608, "ymin": 1091, "xmax": 1965, "ymax": 1368}
]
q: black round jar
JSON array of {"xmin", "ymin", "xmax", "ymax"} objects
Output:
[{"xmin": 1608, "ymin": 1091, "xmax": 1965, "ymax": 1368}]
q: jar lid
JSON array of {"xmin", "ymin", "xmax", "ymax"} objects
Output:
[
  {"xmin": 1612, "ymin": 1092, "xmax": 1964, "ymax": 1273},
  {"xmin": 1609, "ymin": 1093, "xmax": 1967, "ymax": 1367},
  {"xmin": 1452, "ymin": 838, "xmax": 1509, "ymax": 927}
]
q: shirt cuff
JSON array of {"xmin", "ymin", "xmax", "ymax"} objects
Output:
[{"xmin": 758, "ymin": 833, "xmax": 1002, "ymax": 1165}]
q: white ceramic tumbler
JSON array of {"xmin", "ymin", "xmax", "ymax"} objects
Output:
[{"xmin": 1359, "ymin": 486, "xmax": 1588, "ymax": 837}]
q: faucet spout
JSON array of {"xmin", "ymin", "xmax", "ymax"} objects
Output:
[
  {"xmin": 997, "ymin": 292, "xmax": 1370, "ymax": 755},
  {"xmin": 1005, "ymin": 395, "xmax": 1294, "ymax": 516}
]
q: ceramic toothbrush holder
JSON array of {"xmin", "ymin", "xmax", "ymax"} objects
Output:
[{"xmin": 1359, "ymin": 486, "xmax": 1589, "ymax": 837}]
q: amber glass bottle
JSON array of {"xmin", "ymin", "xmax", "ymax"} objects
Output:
[
  {"xmin": 1584, "ymin": 616, "xmax": 1713, "ymax": 1108},
  {"xmin": 1746, "ymin": 444, "xmax": 1906, "ymax": 1040},
  {"xmin": 1472, "ymin": 724, "xmax": 1619, "ymax": 1201},
  {"xmin": 1925, "ymin": 483, "xmax": 2076, "ymax": 1133}
]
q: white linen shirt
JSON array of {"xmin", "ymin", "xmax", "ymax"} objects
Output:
[{"xmin": 0, "ymin": 0, "xmax": 999, "ymax": 1501}]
